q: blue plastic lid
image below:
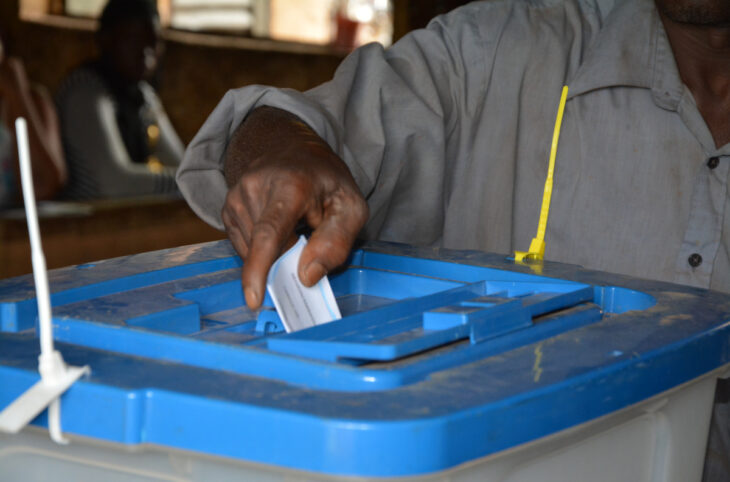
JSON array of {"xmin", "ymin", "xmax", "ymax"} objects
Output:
[{"xmin": 1, "ymin": 240, "xmax": 729, "ymax": 477}]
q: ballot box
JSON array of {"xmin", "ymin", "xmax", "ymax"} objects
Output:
[{"xmin": 1, "ymin": 240, "xmax": 729, "ymax": 482}]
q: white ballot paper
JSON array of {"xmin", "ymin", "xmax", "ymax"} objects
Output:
[{"xmin": 266, "ymin": 236, "xmax": 342, "ymax": 333}]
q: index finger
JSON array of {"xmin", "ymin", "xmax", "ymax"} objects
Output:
[{"xmin": 240, "ymin": 185, "xmax": 307, "ymax": 309}]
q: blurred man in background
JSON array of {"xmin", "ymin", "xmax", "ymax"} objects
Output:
[{"xmin": 57, "ymin": 0, "xmax": 183, "ymax": 200}]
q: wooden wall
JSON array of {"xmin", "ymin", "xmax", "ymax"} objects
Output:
[{"xmin": 159, "ymin": 37, "xmax": 344, "ymax": 142}]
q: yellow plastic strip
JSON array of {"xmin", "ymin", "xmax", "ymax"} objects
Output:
[
  {"xmin": 515, "ymin": 85, "xmax": 568, "ymax": 261},
  {"xmin": 515, "ymin": 85, "xmax": 569, "ymax": 262}
]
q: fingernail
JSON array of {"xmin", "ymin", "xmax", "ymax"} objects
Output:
[
  {"xmin": 245, "ymin": 287, "xmax": 260, "ymax": 308},
  {"xmin": 302, "ymin": 262, "xmax": 325, "ymax": 286}
]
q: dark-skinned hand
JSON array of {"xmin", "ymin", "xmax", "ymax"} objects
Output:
[{"xmin": 222, "ymin": 106, "xmax": 368, "ymax": 310}]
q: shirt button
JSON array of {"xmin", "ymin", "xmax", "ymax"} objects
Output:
[
  {"xmin": 688, "ymin": 253, "xmax": 703, "ymax": 267},
  {"xmin": 707, "ymin": 156, "xmax": 720, "ymax": 169}
]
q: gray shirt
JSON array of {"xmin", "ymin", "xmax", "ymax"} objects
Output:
[{"xmin": 178, "ymin": 0, "xmax": 730, "ymax": 293}]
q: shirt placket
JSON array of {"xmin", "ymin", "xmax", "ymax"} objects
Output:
[{"xmin": 674, "ymin": 155, "xmax": 729, "ymax": 288}]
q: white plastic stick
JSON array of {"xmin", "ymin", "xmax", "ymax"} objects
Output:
[
  {"xmin": 16, "ymin": 117, "xmax": 53, "ymax": 356},
  {"xmin": 0, "ymin": 118, "xmax": 89, "ymax": 443}
]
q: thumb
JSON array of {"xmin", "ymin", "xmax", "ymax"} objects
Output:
[{"xmin": 298, "ymin": 191, "xmax": 368, "ymax": 286}]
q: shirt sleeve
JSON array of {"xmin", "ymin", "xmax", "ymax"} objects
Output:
[
  {"xmin": 57, "ymin": 74, "xmax": 178, "ymax": 199},
  {"xmin": 177, "ymin": 6, "xmax": 489, "ymax": 234}
]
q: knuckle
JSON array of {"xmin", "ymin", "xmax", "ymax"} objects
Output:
[
  {"xmin": 224, "ymin": 190, "xmax": 252, "ymax": 227},
  {"xmin": 325, "ymin": 244, "xmax": 350, "ymax": 268},
  {"xmin": 252, "ymin": 218, "xmax": 283, "ymax": 243},
  {"xmin": 239, "ymin": 173, "xmax": 260, "ymax": 194},
  {"xmin": 314, "ymin": 233, "xmax": 350, "ymax": 267},
  {"xmin": 224, "ymin": 184, "xmax": 245, "ymax": 207},
  {"xmin": 334, "ymin": 187, "xmax": 368, "ymax": 226},
  {"xmin": 231, "ymin": 200, "xmax": 249, "ymax": 221},
  {"xmin": 270, "ymin": 198, "xmax": 289, "ymax": 214},
  {"xmin": 275, "ymin": 175, "xmax": 311, "ymax": 203}
]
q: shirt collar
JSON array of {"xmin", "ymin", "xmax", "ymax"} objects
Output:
[{"xmin": 567, "ymin": 0, "xmax": 684, "ymax": 111}]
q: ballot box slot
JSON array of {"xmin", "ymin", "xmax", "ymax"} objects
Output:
[
  {"xmin": 360, "ymin": 302, "xmax": 603, "ymax": 374},
  {"xmin": 265, "ymin": 285, "xmax": 597, "ymax": 362}
]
